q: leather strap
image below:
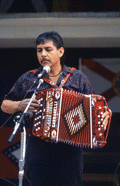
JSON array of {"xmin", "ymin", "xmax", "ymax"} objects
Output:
[{"xmin": 43, "ymin": 67, "xmax": 76, "ymax": 88}]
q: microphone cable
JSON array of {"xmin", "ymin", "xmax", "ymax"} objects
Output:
[
  {"xmin": 0, "ymin": 177, "xmax": 17, "ymax": 186},
  {"xmin": 113, "ymin": 162, "xmax": 120, "ymax": 186}
]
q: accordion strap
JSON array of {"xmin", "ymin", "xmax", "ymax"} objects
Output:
[{"xmin": 44, "ymin": 67, "xmax": 76, "ymax": 88}]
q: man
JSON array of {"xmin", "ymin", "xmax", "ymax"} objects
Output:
[{"xmin": 1, "ymin": 31, "xmax": 111, "ymax": 186}]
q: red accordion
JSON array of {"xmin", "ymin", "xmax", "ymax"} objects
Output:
[{"xmin": 32, "ymin": 88, "xmax": 111, "ymax": 148}]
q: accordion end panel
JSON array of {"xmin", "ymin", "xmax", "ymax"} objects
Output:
[{"xmin": 90, "ymin": 95, "xmax": 111, "ymax": 148}]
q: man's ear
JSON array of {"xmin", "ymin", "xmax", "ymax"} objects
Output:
[{"xmin": 59, "ymin": 47, "xmax": 64, "ymax": 58}]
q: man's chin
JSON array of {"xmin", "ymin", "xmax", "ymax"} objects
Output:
[{"xmin": 41, "ymin": 61, "xmax": 51, "ymax": 66}]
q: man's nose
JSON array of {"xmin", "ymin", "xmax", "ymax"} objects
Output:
[{"xmin": 42, "ymin": 49, "xmax": 47, "ymax": 56}]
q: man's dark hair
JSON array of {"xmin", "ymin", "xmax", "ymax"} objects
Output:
[{"xmin": 36, "ymin": 31, "xmax": 64, "ymax": 49}]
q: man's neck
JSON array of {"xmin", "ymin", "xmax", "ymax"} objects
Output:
[{"xmin": 48, "ymin": 64, "xmax": 62, "ymax": 77}]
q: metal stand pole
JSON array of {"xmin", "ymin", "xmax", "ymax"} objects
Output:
[
  {"xmin": 8, "ymin": 78, "xmax": 44, "ymax": 186},
  {"xmin": 19, "ymin": 127, "xmax": 26, "ymax": 186}
]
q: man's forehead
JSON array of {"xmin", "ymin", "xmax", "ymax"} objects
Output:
[{"xmin": 37, "ymin": 40, "xmax": 55, "ymax": 48}]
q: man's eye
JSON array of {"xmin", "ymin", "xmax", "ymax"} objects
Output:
[
  {"xmin": 46, "ymin": 48, "xmax": 52, "ymax": 52},
  {"xmin": 37, "ymin": 49, "xmax": 42, "ymax": 52}
]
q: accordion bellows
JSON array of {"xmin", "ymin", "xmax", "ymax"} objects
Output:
[{"xmin": 32, "ymin": 88, "xmax": 111, "ymax": 148}]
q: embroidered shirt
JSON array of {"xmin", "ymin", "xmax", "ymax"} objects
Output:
[{"xmin": 4, "ymin": 64, "xmax": 95, "ymax": 101}]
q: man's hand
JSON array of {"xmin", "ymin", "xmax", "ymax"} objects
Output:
[
  {"xmin": 1, "ymin": 98, "xmax": 40, "ymax": 115},
  {"xmin": 102, "ymin": 106, "xmax": 112, "ymax": 130},
  {"xmin": 19, "ymin": 98, "xmax": 40, "ymax": 113}
]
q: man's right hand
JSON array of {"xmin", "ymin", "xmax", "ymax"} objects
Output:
[
  {"xmin": 1, "ymin": 98, "xmax": 40, "ymax": 115},
  {"xmin": 19, "ymin": 98, "xmax": 40, "ymax": 113}
]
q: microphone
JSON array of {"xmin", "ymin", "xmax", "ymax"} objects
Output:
[{"xmin": 37, "ymin": 65, "xmax": 50, "ymax": 79}]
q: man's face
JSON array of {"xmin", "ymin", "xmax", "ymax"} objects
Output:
[{"xmin": 36, "ymin": 40, "xmax": 64, "ymax": 68}]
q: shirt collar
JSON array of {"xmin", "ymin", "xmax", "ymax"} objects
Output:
[
  {"xmin": 62, "ymin": 64, "xmax": 74, "ymax": 72},
  {"xmin": 62, "ymin": 64, "xmax": 74, "ymax": 76},
  {"xmin": 34, "ymin": 64, "xmax": 74, "ymax": 77}
]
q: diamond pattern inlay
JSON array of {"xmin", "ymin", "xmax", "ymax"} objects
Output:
[{"xmin": 64, "ymin": 103, "xmax": 87, "ymax": 135}]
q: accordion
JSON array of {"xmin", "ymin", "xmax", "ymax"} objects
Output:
[{"xmin": 32, "ymin": 88, "xmax": 111, "ymax": 148}]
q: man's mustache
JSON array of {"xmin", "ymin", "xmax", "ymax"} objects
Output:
[{"xmin": 41, "ymin": 58, "xmax": 51, "ymax": 63}]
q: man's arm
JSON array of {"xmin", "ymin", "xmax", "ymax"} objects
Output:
[
  {"xmin": 1, "ymin": 100, "xmax": 21, "ymax": 114},
  {"xmin": 1, "ymin": 99, "xmax": 40, "ymax": 114}
]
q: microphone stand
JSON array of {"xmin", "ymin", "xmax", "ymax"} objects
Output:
[{"xmin": 8, "ymin": 78, "xmax": 44, "ymax": 186}]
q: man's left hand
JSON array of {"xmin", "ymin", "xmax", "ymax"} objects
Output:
[{"xmin": 102, "ymin": 106, "xmax": 112, "ymax": 130}]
